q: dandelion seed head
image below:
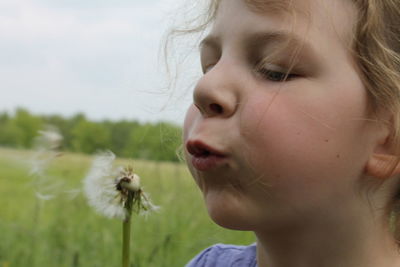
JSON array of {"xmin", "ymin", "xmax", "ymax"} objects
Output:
[
  {"xmin": 83, "ymin": 151, "xmax": 158, "ymax": 220},
  {"xmin": 117, "ymin": 167, "xmax": 141, "ymax": 193},
  {"xmin": 83, "ymin": 151, "xmax": 127, "ymax": 219}
]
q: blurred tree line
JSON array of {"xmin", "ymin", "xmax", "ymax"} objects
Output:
[{"xmin": 0, "ymin": 108, "xmax": 182, "ymax": 162}]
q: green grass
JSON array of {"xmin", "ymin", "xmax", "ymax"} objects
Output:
[{"xmin": 0, "ymin": 147, "xmax": 254, "ymax": 267}]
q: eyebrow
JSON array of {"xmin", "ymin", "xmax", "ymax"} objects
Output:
[
  {"xmin": 244, "ymin": 0, "xmax": 292, "ymax": 14},
  {"xmin": 199, "ymin": 31, "xmax": 320, "ymax": 65}
]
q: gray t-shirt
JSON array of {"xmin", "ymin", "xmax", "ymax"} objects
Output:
[{"xmin": 185, "ymin": 243, "xmax": 257, "ymax": 267}]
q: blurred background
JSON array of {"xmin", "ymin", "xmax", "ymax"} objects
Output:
[
  {"xmin": 0, "ymin": 0, "xmax": 202, "ymax": 162},
  {"xmin": 0, "ymin": 0, "xmax": 193, "ymax": 125},
  {"xmin": 0, "ymin": 1, "xmax": 254, "ymax": 266}
]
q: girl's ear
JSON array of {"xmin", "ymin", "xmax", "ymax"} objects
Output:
[
  {"xmin": 365, "ymin": 153, "xmax": 400, "ymax": 179},
  {"xmin": 365, "ymin": 112, "xmax": 399, "ymax": 179}
]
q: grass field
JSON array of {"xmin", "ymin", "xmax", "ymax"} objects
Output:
[{"xmin": 0, "ymin": 147, "xmax": 254, "ymax": 267}]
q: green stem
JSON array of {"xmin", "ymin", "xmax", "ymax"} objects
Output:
[
  {"xmin": 122, "ymin": 192, "xmax": 134, "ymax": 267},
  {"xmin": 31, "ymin": 197, "xmax": 43, "ymax": 266}
]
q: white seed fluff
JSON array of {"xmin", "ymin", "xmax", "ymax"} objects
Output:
[
  {"xmin": 83, "ymin": 151, "xmax": 127, "ymax": 219},
  {"xmin": 30, "ymin": 127, "xmax": 63, "ymax": 176},
  {"xmin": 29, "ymin": 126, "xmax": 66, "ymax": 200},
  {"xmin": 35, "ymin": 128, "xmax": 63, "ymax": 151}
]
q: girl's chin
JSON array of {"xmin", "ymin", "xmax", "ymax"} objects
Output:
[{"xmin": 204, "ymin": 190, "xmax": 256, "ymax": 231}]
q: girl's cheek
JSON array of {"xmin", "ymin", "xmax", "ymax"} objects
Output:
[{"xmin": 183, "ymin": 104, "xmax": 198, "ymax": 142}]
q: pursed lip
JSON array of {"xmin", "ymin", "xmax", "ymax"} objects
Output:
[
  {"xmin": 186, "ymin": 139, "xmax": 228, "ymax": 171},
  {"xmin": 186, "ymin": 139, "xmax": 226, "ymax": 157}
]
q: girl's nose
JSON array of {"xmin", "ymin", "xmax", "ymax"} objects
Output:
[{"xmin": 193, "ymin": 64, "xmax": 239, "ymax": 118}]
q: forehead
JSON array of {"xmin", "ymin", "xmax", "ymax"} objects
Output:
[{"xmin": 213, "ymin": 0, "xmax": 357, "ymax": 49}]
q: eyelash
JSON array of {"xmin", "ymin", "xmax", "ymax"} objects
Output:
[
  {"xmin": 201, "ymin": 62, "xmax": 299, "ymax": 82},
  {"xmin": 257, "ymin": 67, "xmax": 298, "ymax": 82}
]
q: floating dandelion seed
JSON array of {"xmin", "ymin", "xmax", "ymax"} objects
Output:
[
  {"xmin": 35, "ymin": 127, "xmax": 63, "ymax": 151},
  {"xmin": 83, "ymin": 150, "xmax": 158, "ymax": 220},
  {"xmin": 27, "ymin": 126, "xmax": 66, "ymax": 266},
  {"xmin": 28, "ymin": 126, "xmax": 80, "ymax": 202},
  {"xmin": 29, "ymin": 126, "xmax": 65, "ymax": 200},
  {"xmin": 83, "ymin": 150, "xmax": 158, "ymax": 267},
  {"xmin": 30, "ymin": 126, "xmax": 63, "ymax": 178}
]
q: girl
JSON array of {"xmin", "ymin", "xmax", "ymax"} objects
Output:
[{"xmin": 180, "ymin": 0, "xmax": 400, "ymax": 266}]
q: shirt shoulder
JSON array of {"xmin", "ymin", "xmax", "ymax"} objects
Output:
[{"xmin": 185, "ymin": 243, "xmax": 257, "ymax": 267}]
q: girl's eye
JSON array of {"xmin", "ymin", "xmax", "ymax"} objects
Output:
[{"xmin": 258, "ymin": 68, "xmax": 297, "ymax": 82}]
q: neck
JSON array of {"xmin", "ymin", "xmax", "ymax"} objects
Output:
[{"xmin": 255, "ymin": 208, "xmax": 400, "ymax": 267}]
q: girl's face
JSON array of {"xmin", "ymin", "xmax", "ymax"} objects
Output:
[{"xmin": 183, "ymin": 0, "xmax": 385, "ymax": 230}]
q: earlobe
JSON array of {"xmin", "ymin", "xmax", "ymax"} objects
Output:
[{"xmin": 365, "ymin": 153, "xmax": 400, "ymax": 179}]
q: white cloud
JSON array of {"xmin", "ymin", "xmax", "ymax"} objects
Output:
[{"xmin": 0, "ymin": 0, "xmax": 197, "ymax": 124}]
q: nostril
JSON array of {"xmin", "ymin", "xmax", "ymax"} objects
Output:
[{"xmin": 209, "ymin": 103, "xmax": 223, "ymax": 114}]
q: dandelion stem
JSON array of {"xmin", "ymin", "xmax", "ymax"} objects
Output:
[{"xmin": 122, "ymin": 191, "xmax": 134, "ymax": 267}]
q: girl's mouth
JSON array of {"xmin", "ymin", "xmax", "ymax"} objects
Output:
[{"xmin": 186, "ymin": 140, "xmax": 227, "ymax": 171}]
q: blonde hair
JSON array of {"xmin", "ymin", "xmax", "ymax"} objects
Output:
[
  {"xmin": 166, "ymin": 0, "xmax": 400, "ymax": 240},
  {"xmin": 347, "ymin": 0, "xmax": 400, "ymax": 242},
  {"xmin": 352, "ymin": 0, "xmax": 400, "ymax": 151}
]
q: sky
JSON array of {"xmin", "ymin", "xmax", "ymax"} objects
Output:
[{"xmin": 0, "ymin": 0, "xmax": 202, "ymax": 125}]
